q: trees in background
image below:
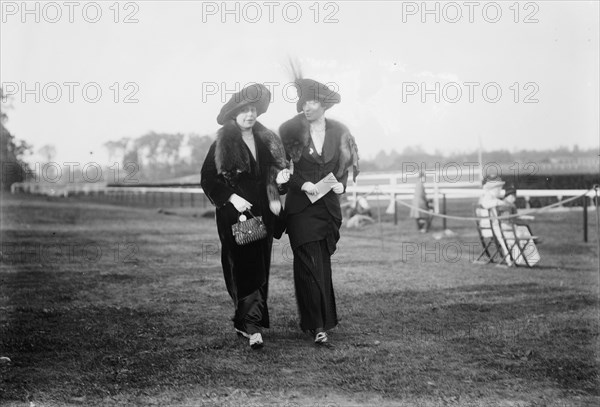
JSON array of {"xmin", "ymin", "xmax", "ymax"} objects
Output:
[
  {"xmin": 104, "ymin": 132, "xmax": 214, "ymax": 182},
  {"xmin": 1, "ymin": 88, "xmax": 32, "ymax": 191},
  {"xmin": 363, "ymin": 145, "xmax": 597, "ymax": 172},
  {"xmin": 104, "ymin": 129, "xmax": 597, "ymax": 183}
]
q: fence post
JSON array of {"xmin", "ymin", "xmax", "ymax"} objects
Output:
[
  {"xmin": 442, "ymin": 194, "xmax": 447, "ymax": 230},
  {"xmin": 583, "ymin": 195, "xmax": 588, "ymax": 243},
  {"xmin": 433, "ymin": 181, "xmax": 440, "ymax": 214},
  {"xmin": 393, "ymin": 193, "xmax": 397, "ymax": 226},
  {"xmin": 390, "ymin": 174, "xmax": 397, "ymax": 219}
]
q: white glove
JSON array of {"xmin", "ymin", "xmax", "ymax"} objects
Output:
[
  {"xmin": 276, "ymin": 169, "xmax": 291, "ymax": 185},
  {"xmin": 301, "ymin": 182, "xmax": 319, "ymax": 196},
  {"xmin": 228, "ymin": 194, "xmax": 252, "ymax": 212},
  {"xmin": 332, "ymin": 182, "xmax": 344, "ymax": 194}
]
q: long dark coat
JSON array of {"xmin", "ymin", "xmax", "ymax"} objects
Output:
[
  {"xmin": 279, "ymin": 113, "xmax": 359, "ymax": 332},
  {"xmin": 279, "ymin": 114, "xmax": 359, "ymax": 250},
  {"xmin": 200, "ymin": 120, "xmax": 287, "ymax": 331}
]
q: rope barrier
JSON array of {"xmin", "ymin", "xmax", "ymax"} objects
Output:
[{"xmin": 354, "ymin": 186, "xmax": 598, "ymax": 222}]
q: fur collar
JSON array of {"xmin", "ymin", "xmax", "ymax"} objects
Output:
[
  {"xmin": 279, "ymin": 114, "xmax": 360, "ymax": 181},
  {"xmin": 215, "ymin": 120, "xmax": 287, "ymax": 177},
  {"xmin": 215, "ymin": 120, "xmax": 288, "ymax": 215}
]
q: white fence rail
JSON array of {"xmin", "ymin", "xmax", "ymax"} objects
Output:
[
  {"xmin": 10, "ymin": 178, "xmax": 595, "ymax": 213},
  {"xmin": 10, "ymin": 176, "xmax": 596, "ymax": 242},
  {"xmin": 11, "ymin": 177, "xmax": 596, "ymax": 204}
]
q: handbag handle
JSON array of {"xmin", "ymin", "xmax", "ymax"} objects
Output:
[{"xmin": 238, "ymin": 209, "xmax": 258, "ymax": 220}]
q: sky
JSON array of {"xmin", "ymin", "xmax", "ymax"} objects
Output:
[{"xmin": 1, "ymin": 0, "xmax": 599, "ymax": 165}]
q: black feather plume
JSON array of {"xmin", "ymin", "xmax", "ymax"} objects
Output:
[{"xmin": 286, "ymin": 56, "xmax": 303, "ymax": 84}]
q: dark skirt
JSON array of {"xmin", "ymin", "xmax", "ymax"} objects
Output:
[
  {"xmin": 292, "ymin": 238, "xmax": 338, "ymax": 332},
  {"xmin": 232, "ymin": 282, "xmax": 269, "ymax": 335},
  {"xmin": 218, "ymin": 207, "xmax": 272, "ymax": 335},
  {"xmin": 286, "ymin": 199, "xmax": 340, "ymax": 251}
]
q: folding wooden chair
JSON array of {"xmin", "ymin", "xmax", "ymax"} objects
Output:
[
  {"xmin": 496, "ymin": 219, "xmax": 541, "ymax": 267},
  {"xmin": 474, "ymin": 206, "xmax": 506, "ymax": 265}
]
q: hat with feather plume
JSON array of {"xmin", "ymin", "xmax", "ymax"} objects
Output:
[{"xmin": 288, "ymin": 58, "xmax": 341, "ymax": 113}]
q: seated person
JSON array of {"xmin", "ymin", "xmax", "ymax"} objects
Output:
[
  {"xmin": 347, "ymin": 196, "xmax": 372, "ymax": 218},
  {"xmin": 478, "ymin": 175, "xmax": 510, "ymax": 211},
  {"xmin": 345, "ymin": 196, "xmax": 374, "ymax": 228},
  {"xmin": 500, "ymin": 184, "xmax": 534, "ymax": 221},
  {"xmin": 480, "ymin": 179, "xmax": 540, "ymax": 266}
]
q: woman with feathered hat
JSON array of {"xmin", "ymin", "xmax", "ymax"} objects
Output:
[
  {"xmin": 200, "ymin": 84, "xmax": 289, "ymax": 349},
  {"xmin": 279, "ymin": 72, "xmax": 359, "ymax": 345}
]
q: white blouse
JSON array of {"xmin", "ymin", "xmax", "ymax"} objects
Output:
[{"xmin": 309, "ymin": 118, "xmax": 326, "ymax": 155}]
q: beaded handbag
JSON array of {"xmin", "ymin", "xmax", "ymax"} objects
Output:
[{"xmin": 231, "ymin": 210, "xmax": 267, "ymax": 245}]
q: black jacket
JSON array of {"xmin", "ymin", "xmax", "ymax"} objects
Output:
[
  {"xmin": 201, "ymin": 120, "xmax": 287, "ymax": 237},
  {"xmin": 279, "ymin": 114, "xmax": 359, "ymax": 218}
]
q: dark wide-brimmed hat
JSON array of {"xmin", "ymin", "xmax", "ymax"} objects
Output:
[
  {"xmin": 504, "ymin": 183, "xmax": 517, "ymax": 197},
  {"xmin": 294, "ymin": 78, "xmax": 341, "ymax": 113},
  {"xmin": 216, "ymin": 84, "xmax": 271, "ymax": 125}
]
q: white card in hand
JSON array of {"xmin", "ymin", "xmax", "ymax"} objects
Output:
[{"xmin": 306, "ymin": 172, "xmax": 338, "ymax": 203}]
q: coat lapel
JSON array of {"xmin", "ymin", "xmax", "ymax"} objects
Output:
[
  {"xmin": 321, "ymin": 121, "xmax": 337, "ymax": 163},
  {"xmin": 308, "ymin": 137, "xmax": 324, "ymax": 162},
  {"xmin": 254, "ymin": 135, "xmax": 273, "ymax": 176}
]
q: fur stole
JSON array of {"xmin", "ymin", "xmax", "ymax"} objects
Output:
[
  {"xmin": 215, "ymin": 120, "xmax": 288, "ymax": 215},
  {"xmin": 279, "ymin": 114, "xmax": 360, "ymax": 181}
]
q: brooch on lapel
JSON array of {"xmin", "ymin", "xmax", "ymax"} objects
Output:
[{"xmin": 309, "ymin": 147, "xmax": 314, "ymax": 155}]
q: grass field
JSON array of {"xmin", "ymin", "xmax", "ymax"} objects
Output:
[{"xmin": 1, "ymin": 194, "xmax": 598, "ymax": 406}]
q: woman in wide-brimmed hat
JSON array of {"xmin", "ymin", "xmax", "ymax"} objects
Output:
[
  {"xmin": 201, "ymin": 83, "xmax": 289, "ymax": 349},
  {"xmin": 278, "ymin": 76, "xmax": 359, "ymax": 345}
]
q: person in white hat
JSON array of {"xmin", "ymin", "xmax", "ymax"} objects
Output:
[{"xmin": 478, "ymin": 175, "xmax": 508, "ymax": 210}]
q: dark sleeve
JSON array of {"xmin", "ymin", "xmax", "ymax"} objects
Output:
[
  {"xmin": 278, "ymin": 182, "xmax": 289, "ymax": 195},
  {"xmin": 200, "ymin": 142, "xmax": 235, "ymax": 208},
  {"xmin": 286, "ymin": 155, "xmax": 309, "ymax": 191},
  {"xmin": 288, "ymin": 170, "xmax": 309, "ymax": 191},
  {"xmin": 338, "ymin": 169, "xmax": 349, "ymax": 193}
]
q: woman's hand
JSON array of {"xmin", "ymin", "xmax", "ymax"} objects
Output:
[
  {"xmin": 332, "ymin": 182, "xmax": 344, "ymax": 194},
  {"xmin": 276, "ymin": 169, "xmax": 291, "ymax": 185},
  {"xmin": 228, "ymin": 194, "xmax": 252, "ymax": 212},
  {"xmin": 301, "ymin": 182, "xmax": 319, "ymax": 196}
]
